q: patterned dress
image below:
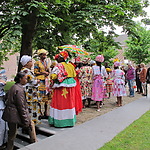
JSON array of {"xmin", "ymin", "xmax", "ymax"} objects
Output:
[
  {"xmin": 111, "ymin": 69, "xmax": 126, "ymax": 97},
  {"xmin": 78, "ymin": 66, "xmax": 93, "ymax": 100},
  {"xmin": 34, "ymin": 60, "xmax": 50, "ymax": 115},
  {"xmin": 21, "ymin": 67, "xmax": 42, "ymax": 125},
  {"xmin": 91, "ymin": 65, "xmax": 108, "ymax": 101}
]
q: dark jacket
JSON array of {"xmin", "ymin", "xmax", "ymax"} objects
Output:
[
  {"xmin": 2, "ymin": 83, "xmax": 31, "ymax": 127},
  {"xmin": 146, "ymin": 67, "xmax": 150, "ymax": 84}
]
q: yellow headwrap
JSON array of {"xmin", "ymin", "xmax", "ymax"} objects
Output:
[{"xmin": 37, "ymin": 49, "xmax": 48, "ymax": 55}]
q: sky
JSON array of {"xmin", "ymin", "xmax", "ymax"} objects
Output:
[{"xmin": 115, "ymin": 4, "xmax": 150, "ymax": 35}]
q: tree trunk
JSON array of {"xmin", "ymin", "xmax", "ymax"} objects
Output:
[{"xmin": 18, "ymin": 11, "xmax": 37, "ymax": 72}]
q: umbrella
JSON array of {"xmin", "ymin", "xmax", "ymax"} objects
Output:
[{"xmin": 58, "ymin": 45, "xmax": 89, "ymax": 55}]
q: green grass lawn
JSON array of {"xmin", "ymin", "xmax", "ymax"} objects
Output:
[
  {"xmin": 4, "ymin": 81, "xmax": 15, "ymax": 92},
  {"xmin": 99, "ymin": 110, "xmax": 150, "ymax": 150}
]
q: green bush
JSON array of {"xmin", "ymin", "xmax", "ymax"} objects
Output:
[{"xmin": 4, "ymin": 81, "xmax": 15, "ymax": 92}]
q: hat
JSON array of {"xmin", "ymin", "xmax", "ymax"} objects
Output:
[
  {"xmin": 106, "ymin": 68, "xmax": 112, "ymax": 72},
  {"xmin": 114, "ymin": 61, "xmax": 121, "ymax": 67},
  {"xmin": 95, "ymin": 55, "xmax": 104, "ymax": 62},
  {"xmin": 82, "ymin": 58, "xmax": 90, "ymax": 64},
  {"xmin": 113, "ymin": 58, "xmax": 119, "ymax": 63},
  {"xmin": 54, "ymin": 54, "xmax": 60, "ymax": 60},
  {"xmin": 90, "ymin": 60, "xmax": 96, "ymax": 65},
  {"xmin": 37, "ymin": 49, "xmax": 48, "ymax": 55},
  {"xmin": 59, "ymin": 51, "xmax": 69, "ymax": 61},
  {"xmin": 75, "ymin": 56, "xmax": 81, "ymax": 63},
  {"xmin": 20, "ymin": 55, "xmax": 32, "ymax": 66}
]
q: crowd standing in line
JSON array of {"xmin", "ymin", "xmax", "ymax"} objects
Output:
[{"xmin": 0, "ymin": 48, "xmax": 149, "ymax": 149}]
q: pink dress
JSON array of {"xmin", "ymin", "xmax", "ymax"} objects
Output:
[
  {"xmin": 111, "ymin": 69, "xmax": 126, "ymax": 97},
  {"xmin": 91, "ymin": 65, "xmax": 108, "ymax": 101}
]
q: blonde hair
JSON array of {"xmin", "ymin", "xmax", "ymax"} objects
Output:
[{"xmin": 140, "ymin": 63, "xmax": 145, "ymax": 67}]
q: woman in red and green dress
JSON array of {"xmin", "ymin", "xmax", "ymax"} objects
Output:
[{"xmin": 48, "ymin": 51, "xmax": 77, "ymax": 127}]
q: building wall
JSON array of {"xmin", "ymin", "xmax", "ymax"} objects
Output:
[{"xmin": 2, "ymin": 53, "xmax": 20, "ymax": 81}]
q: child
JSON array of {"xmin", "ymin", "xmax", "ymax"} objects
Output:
[{"xmin": 106, "ymin": 68, "xmax": 113, "ymax": 99}]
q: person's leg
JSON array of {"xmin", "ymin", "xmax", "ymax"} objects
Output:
[
  {"xmin": 142, "ymin": 82, "xmax": 147, "ymax": 96},
  {"xmin": 116, "ymin": 97, "xmax": 120, "ymax": 106},
  {"xmin": 7, "ymin": 123, "xmax": 17, "ymax": 150},
  {"xmin": 87, "ymin": 98, "xmax": 91, "ymax": 107},
  {"xmin": 131, "ymin": 79, "xmax": 134, "ymax": 96},
  {"xmin": 120, "ymin": 97, "xmax": 122, "ymax": 106},
  {"xmin": 96, "ymin": 101, "xmax": 100, "ymax": 111},
  {"xmin": 28, "ymin": 120, "xmax": 37, "ymax": 143},
  {"xmin": 127, "ymin": 79, "xmax": 132, "ymax": 96},
  {"xmin": 129, "ymin": 79, "xmax": 134, "ymax": 96},
  {"xmin": 82, "ymin": 99, "xmax": 86, "ymax": 108},
  {"xmin": 139, "ymin": 81, "xmax": 143, "ymax": 93}
]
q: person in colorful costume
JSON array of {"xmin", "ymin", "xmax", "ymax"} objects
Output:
[
  {"xmin": 34, "ymin": 49, "xmax": 50, "ymax": 118},
  {"xmin": 48, "ymin": 51, "xmax": 77, "ymax": 127},
  {"xmin": 91, "ymin": 55, "xmax": 108, "ymax": 112},
  {"xmin": 72, "ymin": 56, "xmax": 82, "ymax": 115},
  {"xmin": 78, "ymin": 58, "xmax": 93, "ymax": 108},
  {"xmin": 111, "ymin": 61, "xmax": 126, "ymax": 106},
  {"xmin": 20, "ymin": 55, "xmax": 41, "ymax": 125},
  {"xmin": 105, "ymin": 68, "xmax": 113, "ymax": 99}
]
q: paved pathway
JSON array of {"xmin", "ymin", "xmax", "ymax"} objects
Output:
[{"xmin": 21, "ymin": 95, "xmax": 150, "ymax": 150}]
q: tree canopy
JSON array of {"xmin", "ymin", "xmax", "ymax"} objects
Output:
[
  {"xmin": 125, "ymin": 23, "xmax": 150, "ymax": 64},
  {"xmin": 0, "ymin": 0, "xmax": 149, "ymax": 66}
]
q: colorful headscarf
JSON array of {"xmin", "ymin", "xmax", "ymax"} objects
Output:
[
  {"xmin": 106, "ymin": 68, "xmax": 112, "ymax": 72},
  {"xmin": 114, "ymin": 61, "xmax": 121, "ymax": 67},
  {"xmin": 37, "ymin": 49, "xmax": 48, "ymax": 55},
  {"xmin": 20, "ymin": 55, "xmax": 32, "ymax": 66},
  {"xmin": 54, "ymin": 54, "xmax": 60, "ymax": 60},
  {"xmin": 75, "ymin": 56, "xmax": 81, "ymax": 63},
  {"xmin": 113, "ymin": 58, "xmax": 119, "ymax": 63},
  {"xmin": 59, "ymin": 51, "xmax": 69, "ymax": 61},
  {"xmin": 95, "ymin": 55, "xmax": 104, "ymax": 62},
  {"xmin": 90, "ymin": 60, "xmax": 96, "ymax": 65},
  {"xmin": 82, "ymin": 58, "xmax": 90, "ymax": 64}
]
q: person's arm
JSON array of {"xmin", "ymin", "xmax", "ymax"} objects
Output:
[
  {"xmin": 50, "ymin": 66, "xmax": 59, "ymax": 80},
  {"xmin": 102, "ymin": 66, "xmax": 108, "ymax": 79},
  {"xmin": 143, "ymin": 68, "xmax": 147, "ymax": 82},
  {"xmin": 15, "ymin": 88, "xmax": 31, "ymax": 127}
]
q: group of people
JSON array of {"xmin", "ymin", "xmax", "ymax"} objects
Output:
[{"xmin": 0, "ymin": 49, "xmax": 149, "ymax": 150}]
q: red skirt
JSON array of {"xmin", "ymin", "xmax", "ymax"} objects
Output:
[{"xmin": 74, "ymin": 77, "xmax": 82, "ymax": 115}]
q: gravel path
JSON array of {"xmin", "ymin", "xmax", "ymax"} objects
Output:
[{"xmin": 76, "ymin": 91, "xmax": 143, "ymax": 125}]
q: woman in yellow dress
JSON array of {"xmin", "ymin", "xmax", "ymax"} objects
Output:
[{"xmin": 34, "ymin": 49, "xmax": 50, "ymax": 118}]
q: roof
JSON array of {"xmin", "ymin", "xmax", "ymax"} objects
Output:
[{"xmin": 114, "ymin": 34, "xmax": 128, "ymax": 46}]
